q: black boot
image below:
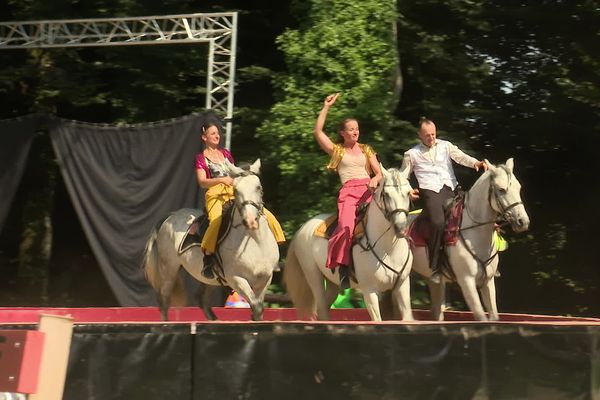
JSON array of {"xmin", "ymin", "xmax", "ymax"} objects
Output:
[
  {"xmin": 338, "ymin": 265, "xmax": 350, "ymax": 290},
  {"xmin": 202, "ymin": 254, "xmax": 215, "ymax": 279},
  {"xmin": 429, "ymin": 247, "xmax": 442, "ymax": 283}
]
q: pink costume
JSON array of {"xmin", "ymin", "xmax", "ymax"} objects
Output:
[{"xmin": 325, "ymin": 144, "xmax": 376, "ymax": 269}]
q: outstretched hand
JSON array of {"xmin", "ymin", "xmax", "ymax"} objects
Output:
[
  {"xmin": 474, "ymin": 160, "xmax": 488, "ymax": 172},
  {"xmin": 409, "ymin": 188, "xmax": 420, "ymax": 201},
  {"xmin": 324, "ymin": 93, "xmax": 339, "ymax": 107}
]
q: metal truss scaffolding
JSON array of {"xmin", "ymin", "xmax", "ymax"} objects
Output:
[{"xmin": 0, "ymin": 13, "xmax": 238, "ymax": 148}]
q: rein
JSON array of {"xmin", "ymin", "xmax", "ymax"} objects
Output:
[
  {"xmin": 231, "ymin": 172, "xmax": 265, "ymax": 228},
  {"xmin": 213, "ymin": 172, "xmax": 265, "ymax": 284},
  {"xmin": 372, "ymin": 184, "xmax": 411, "ymax": 221},
  {"xmin": 356, "ymin": 182, "xmax": 411, "ymax": 283},
  {"xmin": 456, "ymin": 166, "xmax": 522, "ymax": 285}
]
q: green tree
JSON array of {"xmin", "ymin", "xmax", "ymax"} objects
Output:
[
  {"xmin": 395, "ymin": 0, "xmax": 600, "ymax": 315},
  {"xmin": 258, "ymin": 0, "xmax": 412, "ymax": 235}
]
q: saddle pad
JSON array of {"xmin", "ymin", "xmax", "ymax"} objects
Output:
[
  {"xmin": 314, "ymin": 214, "xmax": 365, "ymax": 240},
  {"xmin": 408, "ymin": 197, "xmax": 465, "ymax": 248},
  {"xmin": 178, "ymin": 201, "xmax": 235, "ymax": 254},
  {"xmin": 179, "ymin": 214, "xmax": 209, "ymax": 254}
]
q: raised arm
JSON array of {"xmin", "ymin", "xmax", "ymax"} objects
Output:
[{"xmin": 313, "ymin": 93, "xmax": 339, "ymax": 155}]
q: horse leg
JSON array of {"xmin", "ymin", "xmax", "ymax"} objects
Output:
[
  {"xmin": 325, "ymin": 282, "xmax": 339, "ymax": 309},
  {"xmin": 480, "ymin": 278, "xmax": 499, "ymax": 321},
  {"xmin": 427, "ymin": 281, "xmax": 446, "ymax": 321},
  {"xmin": 254, "ymin": 273, "xmax": 274, "ymax": 318},
  {"xmin": 157, "ymin": 265, "xmax": 180, "ymax": 321},
  {"xmin": 455, "ymin": 276, "xmax": 488, "ymax": 321},
  {"xmin": 393, "ymin": 277, "xmax": 414, "ymax": 321},
  {"xmin": 228, "ymin": 276, "xmax": 263, "ymax": 321},
  {"xmin": 304, "ymin": 268, "xmax": 330, "ymax": 320},
  {"xmin": 198, "ymin": 284, "xmax": 228, "ymax": 321},
  {"xmin": 362, "ymin": 289, "xmax": 382, "ymax": 322},
  {"xmin": 313, "ymin": 281, "xmax": 330, "ymax": 320}
]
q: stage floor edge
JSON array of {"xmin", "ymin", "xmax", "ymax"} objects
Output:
[{"xmin": 0, "ymin": 307, "xmax": 599, "ymax": 325}]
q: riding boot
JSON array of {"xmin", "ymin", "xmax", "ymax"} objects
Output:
[
  {"xmin": 338, "ymin": 265, "xmax": 350, "ymax": 290},
  {"xmin": 429, "ymin": 247, "xmax": 442, "ymax": 284},
  {"xmin": 202, "ymin": 253, "xmax": 216, "ymax": 279}
]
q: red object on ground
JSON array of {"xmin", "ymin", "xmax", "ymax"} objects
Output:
[{"xmin": 0, "ymin": 330, "xmax": 45, "ymax": 394}]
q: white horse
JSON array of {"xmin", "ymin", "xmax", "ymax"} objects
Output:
[
  {"xmin": 142, "ymin": 159, "xmax": 279, "ymax": 321},
  {"xmin": 284, "ymin": 166, "xmax": 414, "ymax": 321},
  {"xmin": 411, "ymin": 158, "xmax": 530, "ymax": 321}
]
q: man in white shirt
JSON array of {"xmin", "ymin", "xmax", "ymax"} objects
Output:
[{"xmin": 401, "ymin": 117, "xmax": 488, "ymax": 282}]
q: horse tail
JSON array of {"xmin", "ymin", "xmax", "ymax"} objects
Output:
[
  {"xmin": 142, "ymin": 216, "xmax": 188, "ymax": 308},
  {"xmin": 141, "ymin": 224, "xmax": 161, "ymax": 291},
  {"xmin": 283, "ymin": 237, "xmax": 316, "ymax": 318}
]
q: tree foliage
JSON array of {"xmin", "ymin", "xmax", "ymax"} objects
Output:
[
  {"xmin": 257, "ymin": 0, "xmax": 411, "ymax": 234},
  {"xmin": 396, "ymin": 0, "xmax": 600, "ymax": 315}
]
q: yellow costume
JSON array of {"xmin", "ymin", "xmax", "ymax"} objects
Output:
[
  {"xmin": 326, "ymin": 143, "xmax": 376, "ymax": 174},
  {"xmin": 201, "ymin": 183, "xmax": 286, "ymax": 254}
]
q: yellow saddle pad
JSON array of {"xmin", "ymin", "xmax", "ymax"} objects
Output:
[{"xmin": 314, "ymin": 214, "xmax": 365, "ymax": 240}]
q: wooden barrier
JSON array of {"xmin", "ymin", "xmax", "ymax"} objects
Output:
[{"xmin": 0, "ymin": 330, "xmax": 44, "ymax": 394}]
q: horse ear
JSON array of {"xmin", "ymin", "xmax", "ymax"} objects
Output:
[
  {"xmin": 484, "ymin": 159, "xmax": 497, "ymax": 175},
  {"xmin": 249, "ymin": 158, "xmax": 261, "ymax": 175},
  {"xmin": 398, "ymin": 166, "xmax": 410, "ymax": 181},
  {"xmin": 505, "ymin": 158, "xmax": 514, "ymax": 172},
  {"xmin": 380, "ymin": 163, "xmax": 390, "ymax": 178}
]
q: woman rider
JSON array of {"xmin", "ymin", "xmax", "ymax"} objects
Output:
[
  {"xmin": 313, "ymin": 93, "xmax": 382, "ymax": 289},
  {"xmin": 195, "ymin": 122, "xmax": 286, "ymax": 279}
]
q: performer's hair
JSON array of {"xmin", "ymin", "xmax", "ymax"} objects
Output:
[{"xmin": 418, "ymin": 116, "xmax": 434, "ymax": 130}]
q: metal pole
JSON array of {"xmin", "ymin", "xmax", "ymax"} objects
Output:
[{"xmin": 224, "ymin": 12, "xmax": 238, "ymax": 150}]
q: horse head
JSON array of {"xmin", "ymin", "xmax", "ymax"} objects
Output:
[
  {"xmin": 486, "ymin": 158, "xmax": 530, "ymax": 233},
  {"xmin": 373, "ymin": 165, "xmax": 413, "ymax": 236},
  {"xmin": 224, "ymin": 158, "xmax": 264, "ymax": 231}
]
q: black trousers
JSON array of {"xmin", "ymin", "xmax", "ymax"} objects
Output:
[{"xmin": 419, "ymin": 185, "xmax": 455, "ymax": 270}]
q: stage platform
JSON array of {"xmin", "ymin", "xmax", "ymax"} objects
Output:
[
  {"xmin": 1, "ymin": 306, "xmax": 599, "ymax": 325},
  {"xmin": 1, "ymin": 308, "xmax": 599, "ymax": 399}
]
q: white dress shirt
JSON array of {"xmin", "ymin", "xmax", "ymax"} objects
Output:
[{"xmin": 401, "ymin": 139, "xmax": 478, "ymax": 192}]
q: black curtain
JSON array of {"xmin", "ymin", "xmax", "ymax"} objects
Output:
[
  {"xmin": 0, "ymin": 114, "xmax": 41, "ymax": 233},
  {"xmin": 49, "ymin": 113, "xmax": 208, "ymax": 306}
]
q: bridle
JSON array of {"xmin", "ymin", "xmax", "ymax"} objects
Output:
[
  {"xmin": 357, "ymin": 177, "xmax": 412, "ymax": 282},
  {"xmin": 372, "ymin": 182, "xmax": 411, "ymax": 223},
  {"xmin": 232, "ymin": 171, "xmax": 265, "ymax": 227},
  {"xmin": 212, "ymin": 170, "xmax": 265, "ymax": 285},
  {"xmin": 462, "ymin": 166, "xmax": 523, "ymax": 231},
  {"xmin": 458, "ymin": 166, "xmax": 523, "ymax": 284},
  {"xmin": 488, "ymin": 166, "xmax": 523, "ymax": 225}
]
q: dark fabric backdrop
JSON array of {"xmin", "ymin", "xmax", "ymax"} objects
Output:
[
  {"xmin": 49, "ymin": 113, "xmax": 208, "ymax": 306},
  {"xmin": 0, "ymin": 114, "xmax": 41, "ymax": 233}
]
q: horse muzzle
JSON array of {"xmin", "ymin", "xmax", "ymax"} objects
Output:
[
  {"xmin": 243, "ymin": 216, "xmax": 259, "ymax": 231},
  {"xmin": 392, "ymin": 215, "xmax": 408, "ymax": 237},
  {"xmin": 511, "ymin": 216, "xmax": 530, "ymax": 233}
]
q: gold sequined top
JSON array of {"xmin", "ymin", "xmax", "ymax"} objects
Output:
[{"xmin": 326, "ymin": 143, "xmax": 376, "ymax": 176}]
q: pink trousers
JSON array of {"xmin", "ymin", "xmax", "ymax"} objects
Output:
[{"xmin": 326, "ymin": 178, "xmax": 372, "ymax": 269}]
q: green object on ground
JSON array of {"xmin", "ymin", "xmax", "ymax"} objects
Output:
[{"xmin": 332, "ymin": 288, "xmax": 365, "ymax": 309}]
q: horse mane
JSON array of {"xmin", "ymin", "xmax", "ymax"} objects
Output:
[
  {"xmin": 387, "ymin": 168, "xmax": 408, "ymax": 186},
  {"xmin": 467, "ymin": 165, "xmax": 498, "ymax": 195}
]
